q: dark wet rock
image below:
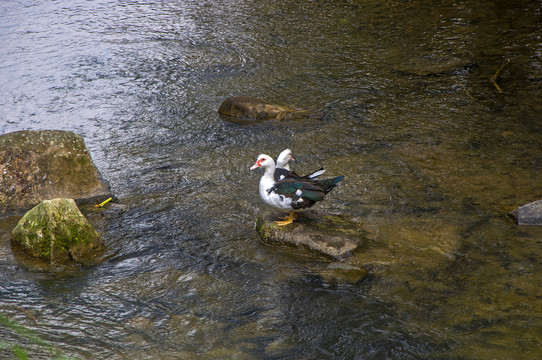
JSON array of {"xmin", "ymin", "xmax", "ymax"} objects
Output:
[
  {"xmin": 508, "ymin": 200, "xmax": 542, "ymax": 225},
  {"xmin": 256, "ymin": 210, "xmax": 368, "ymax": 259},
  {"xmin": 218, "ymin": 96, "xmax": 310, "ymax": 123},
  {"xmin": 0, "ymin": 130, "xmax": 114, "ymax": 216},
  {"xmin": 11, "ymin": 198, "xmax": 106, "ymax": 265}
]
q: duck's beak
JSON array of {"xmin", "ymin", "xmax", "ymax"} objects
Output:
[{"xmin": 250, "ymin": 160, "xmax": 261, "ymax": 171}]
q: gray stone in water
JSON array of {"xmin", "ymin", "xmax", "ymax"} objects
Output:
[
  {"xmin": 256, "ymin": 210, "xmax": 368, "ymax": 259},
  {"xmin": 0, "ymin": 130, "xmax": 114, "ymax": 216},
  {"xmin": 11, "ymin": 198, "xmax": 106, "ymax": 265},
  {"xmin": 508, "ymin": 200, "xmax": 542, "ymax": 225}
]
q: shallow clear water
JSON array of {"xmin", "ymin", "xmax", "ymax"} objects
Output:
[{"xmin": 1, "ymin": 0, "xmax": 542, "ymax": 359}]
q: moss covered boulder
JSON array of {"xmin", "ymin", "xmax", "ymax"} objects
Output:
[
  {"xmin": 218, "ymin": 96, "xmax": 309, "ymax": 123},
  {"xmin": 11, "ymin": 198, "xmax": 106, "ymax": 264},
  {"xmin": 0, "ymin": 130, "xmax": 113, "ymax": 216},
  {"xmin": 256, "ymin": 210, "xmax": 368, "ymax": 260}
]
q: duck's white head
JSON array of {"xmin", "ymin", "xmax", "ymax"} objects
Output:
[
  {"xmin": 250, "ymin": 154, "xmax": 275, "ymax": 171},
  {"xmin": 276, "ymin": 149, "xmax": 294, "ymax": 170}
]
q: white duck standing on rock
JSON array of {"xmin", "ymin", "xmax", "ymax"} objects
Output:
[{"xmin": 250, "ymin": 152, "xmax": 344, "ymax": 226}]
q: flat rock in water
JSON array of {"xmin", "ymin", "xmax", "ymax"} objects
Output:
[
  {"xmin": 318, "ymin": 261, "xmax": 368, "ymax": 284},
  {"xmin": 508, "ymin": 200, "xmax": 542, "ymax": 225},
  {"xmin": 256, "ymin": 210, "xmax": 368, "ymax": 259},
  {"xmin": 218, "ymin": 96, "xmax": 306, "ymax": 123},
  {"xmin": 11, "ymin": 198, "xmax": 106, "ymax": 265},
  {"xmin": 0, "ymin": 130, "xmax": 114, "ymax": 216}
]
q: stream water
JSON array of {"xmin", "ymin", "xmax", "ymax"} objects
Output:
[{"xmin": 1, "ymin": 0, "xmax": 542, "ymax": 359}]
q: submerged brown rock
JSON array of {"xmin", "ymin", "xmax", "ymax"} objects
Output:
[
  {"xmin": 218, "ymin": 96, "xmax": 309, "ymax": 123},
  {"xmin": 11, "ymin": 198, "xmax": 106, "ymax": 265},
  {"xmin": 0, "ymin": 130, "xmax": 114, "ymax": 216},
  {"xmin": 256, "ymin": 210, "xmax": 368, "ymax": 259}
]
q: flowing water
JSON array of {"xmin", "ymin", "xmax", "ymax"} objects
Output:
[{"xmin": 1, "ymin": 0, "xmax": 542, "ymax": 359}]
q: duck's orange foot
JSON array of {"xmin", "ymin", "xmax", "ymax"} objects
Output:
[{"xmin": 275, "ymin": 212, "xmax": 297, "ymax": 226}]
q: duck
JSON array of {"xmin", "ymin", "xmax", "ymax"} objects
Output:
[
  {"xmin": 274, "ymin": 149, "xmax": 294, "ymax": 181},
  {"xmin": 274, "ymin": 149, "xmax": 325, "ymax": 182},
  {"xmin": 250, "ymin": 153, "xmax": 344, "ymax": 226}
]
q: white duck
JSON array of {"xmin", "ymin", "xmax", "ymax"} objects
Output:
[
  {"xmin": 250, "ymin": 153, "xmax": 344, "ymax": 226},
  {"xmin": 275, "ymin": 149, "xmax": 294, "ymax": 181},
  {"xmin": 274, "ymin": 149, "xmax": 325, "ymax": 182}
]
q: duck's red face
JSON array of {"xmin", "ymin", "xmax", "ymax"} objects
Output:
[{"xmin": 250, "ymin": 156, "xmax": 268, "ymax": 170}]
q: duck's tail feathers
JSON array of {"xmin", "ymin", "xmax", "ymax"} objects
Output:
[{"xmin": 318, "ymin": 175, "xmax": 344, "ymax": 194}]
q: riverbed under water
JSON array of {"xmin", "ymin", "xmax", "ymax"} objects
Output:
[{"xmin": 1, "ymin": 0, "xmax": 542, "ymax": 359}]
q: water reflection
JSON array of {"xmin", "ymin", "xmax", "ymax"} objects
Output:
[{"xmin": 1, "ymin": 0, "xmax": 542, "ymax": 359}]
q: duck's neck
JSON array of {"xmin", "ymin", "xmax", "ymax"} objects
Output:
[
  {"xmin": 259, "ymin": 165, "xmax": 276, "ymax": 195},
  {"xmin": 262, "ymin": 166, "xmax": 275, "ymax": 182}
]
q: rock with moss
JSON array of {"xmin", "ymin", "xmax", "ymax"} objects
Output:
[
  {"xmin": 0, "ymin": 130, "xmax": 113, "ymax": 216},
  {"xmin": 218, "ymin": 96, "xmax": 310, "ymax": 123},
  {"xmin": 11, "ymin": 198, "xmax": 106, "ymax": 264},
  {"xmin": 256, "ymin": 210, "xmax": 368, "ymax": 259}
]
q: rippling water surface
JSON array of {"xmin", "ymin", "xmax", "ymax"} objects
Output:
[{"xmin": 1, "ymin": 0, "xmax": 542, "ymax": 359}]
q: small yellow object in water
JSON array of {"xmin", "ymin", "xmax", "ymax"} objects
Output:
[{"xmin": 95, "ymin": 197, "xmax": 112, "ymax": 208}]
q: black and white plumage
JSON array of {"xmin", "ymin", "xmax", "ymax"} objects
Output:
[
  {"xmin": 250, "ymin": 153, "xmax": 344, "ymax": 226},
  {"xmin": 274, "ymin": 149, "xmax": 325, "ymax": 182},
  {"xmin": 274, "ymin": 149, "xmax": 294, "ymax": 181}
]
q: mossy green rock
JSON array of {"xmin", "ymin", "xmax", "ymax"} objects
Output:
[
  {"xmin": 11, "ymin": 198, "xmax": 105, "ymax": 264},
  {"xmin": 0, "ymin": 130, "xmax": 113, "ymax": 216},
  {"xmin": 256, "ymin": 210, "xmax": 368, "ymax": 259},
  {"xmin": 218, "ymin": 96, "xmax": 309, "ymax": 123}
]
